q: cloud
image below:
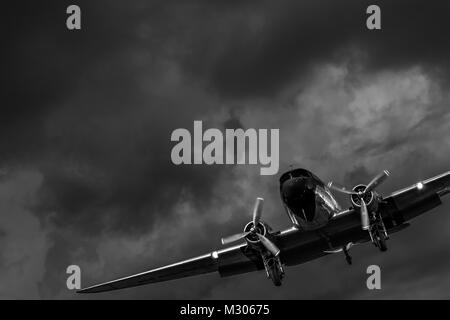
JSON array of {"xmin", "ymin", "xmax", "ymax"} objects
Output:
[{"xmin": 0, "ymin": 171, "xmax": 48, "ymax": 299}]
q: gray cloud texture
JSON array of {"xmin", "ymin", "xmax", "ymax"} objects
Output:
[{"xmin": 2, "ymin": 0, "xmax": 450, "ymax": 299}]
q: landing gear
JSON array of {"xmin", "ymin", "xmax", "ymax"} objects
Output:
[
  {"xmin": 373, "ymin": 227, "xmax": 388, "ymax": 252},
  {"xmin": 343, "ymin": 246, "xmax": 352, "ymax": 265},
  {"xmin": 368, "ymin": 214, "xmax": 389, "ymax": 252},
  {"xmin": 321, "ymin": 232, "xmax": 354, "ymax": 266},
  {"xmin": 378, "ymin": 233, "xmax": 388, "ymax": 252},
  {"xmin": 268, "ymin": 263, "xmax": 283, "ymax": 286},
  {"xmin": 262, "ymin": 253, "xmax": 284, "ymax": 286}
]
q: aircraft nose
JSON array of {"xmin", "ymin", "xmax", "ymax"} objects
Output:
[{"xmin": 281, "ymin": 176, "xmax": 312, "ymax": 198}]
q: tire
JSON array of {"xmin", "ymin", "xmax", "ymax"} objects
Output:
[
  {"xmin": 346, "ymin": 255, "xmax": 353, "ymax": 265},
  {"xmin": 378, "ymin": 233, "xmax": 388, "ymax": 252},
  {"xmin": 269, "ymin": 267, "xmax": 282, "ymax": 286}
]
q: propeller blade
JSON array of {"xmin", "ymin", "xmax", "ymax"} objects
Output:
[
  {"xmin": 364, "ymin": 170, "xmax": 390, "ymax": 193},
  {"xmin": 221, "ymin": 231, "xmax": 250, "ymax": 245},
  {"xmin": 327, "ymin": 181, "xmax": 357, "ymax": 195},
  {"xmin": 252, "ymin": 197, "xmax": 264, "ymax": 226},
  {"xmin": 257, "ymin": 233, "xmax": 280, "ymax": 257},
  {"xmin": 360, "ymin": 198, "xmax": 370, "ymax": 230}
]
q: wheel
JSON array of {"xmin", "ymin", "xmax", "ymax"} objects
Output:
[
  {"xmin": 377, "ymin": 232, "xmax": 388, "ymax": 252},
  {"xmin": 346, "ymin": 255, "xmax": 352, "ymax": 265},
  {"xmin": 269, "ymin": 267, "xmax": 282, "ymax": 286},
  {"xmin": 378, "ymin": 237, "xmax": 387, "ymax": 251}
]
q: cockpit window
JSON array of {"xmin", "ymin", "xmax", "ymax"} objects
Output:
[{"xmin": 279, "ymin": 168, "xmax": 312, "ymax": 185}]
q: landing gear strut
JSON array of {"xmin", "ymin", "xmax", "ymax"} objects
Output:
[{"xmin": 343, "ymin": 246, "xmax": 352, "ymax": 265}]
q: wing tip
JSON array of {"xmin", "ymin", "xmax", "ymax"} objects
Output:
[
  {"xmin": 76, "ymin": 287, "xmax": 99, "ymax": 294},
  {"xmin": 76, "ymin": 289, "xmax": 88, "ymax": 294},
  {"xmin": 76, "ymin": 283, "xmax": 113, "ymax": 294}
]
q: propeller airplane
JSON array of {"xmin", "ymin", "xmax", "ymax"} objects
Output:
[{"xmin": 78, "ymin": 168, "xmax": 450, "ymax": 293}]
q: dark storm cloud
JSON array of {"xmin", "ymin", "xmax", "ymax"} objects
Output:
[
  {"xmin": 4, "ymin": 1, "xmax": 134, "ymax": 160},
  {"xmin": 2, "ymin": 0, "xmax": 450, "ymax": 299},
  {"xmin": 2, "ymin": 0, "xmax": 247, "ymax": 298},
  {"xmin": 178, "ymin": 0, "xmax": 450, "ymax": 98},
  {"xmin": 4, "ymin": 0, "xmax": 234, "ymax": 236}
]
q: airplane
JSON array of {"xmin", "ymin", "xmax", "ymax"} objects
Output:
[{"xmin": 78, "ymin": 168, "xmax": 450, "ymax": 293}]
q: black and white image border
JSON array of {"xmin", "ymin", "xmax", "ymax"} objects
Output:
[{"xmin": 2, "ymin": 0, "xmax": 450, "ymax": 299}]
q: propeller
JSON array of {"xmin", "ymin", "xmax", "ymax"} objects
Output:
[
  {"xmin": 364, "ymin": 170, "xmax": 390, "ymax": 193},
  {"xmin": 327, "ymin": 170, "xmax": 390, "ymax": 230},
  {"xmin": 221, "ymin": 197, "xmax": 280, "ymax": 257},
  {"xmin": 257, "ymin": 233, "xmax": 280, "ymax": 256}
]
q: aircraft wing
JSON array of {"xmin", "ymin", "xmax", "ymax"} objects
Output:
[
  {"xmin": 78, "ymin": 252, "xmax": 220, "ymax": 293},
  {"xmin": 78, "ymin": 243, "xmax": 267, "ymax": 293},
  {"xmin": 382, "ymin": 171, "xmax": 450, "ymax": 222},
  {"xmin": 78, "ymin": 227, "xmax": 336, "ymax": 294}
]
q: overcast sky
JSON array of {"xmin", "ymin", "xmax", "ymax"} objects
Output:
[{"xmin": 2, "ymin": 0, "xmax": 450, "ymax": 299}]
